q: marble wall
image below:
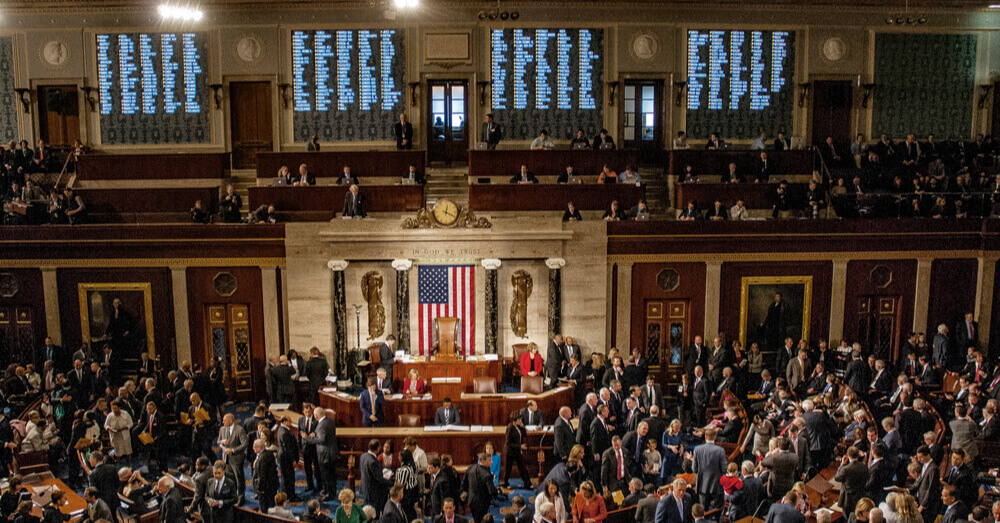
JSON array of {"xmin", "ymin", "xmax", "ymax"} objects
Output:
[{"xmin": 283, "ymin": 217, "xmax": 607, "ymax": 367}]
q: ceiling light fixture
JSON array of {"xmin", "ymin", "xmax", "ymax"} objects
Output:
[
  {"xmin": 393, "ymin": 0, "xmax": 418, "ymax": 8},
  {"xmin": 157, "ymin": 4, "xmax": 204, "ymax": 21}
]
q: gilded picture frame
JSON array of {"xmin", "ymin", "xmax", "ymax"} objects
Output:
[
  {"xmin": 738, "ymin": 276, "xmax": 812, "ymax": 353},
  {"xmin": 77, "ymin": 282, "xmax": 156, "ymax": 359}
]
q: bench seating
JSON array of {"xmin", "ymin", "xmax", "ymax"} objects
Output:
[
  {"xmin": 256, "ymin": 150, "xmax": 426, "ymax": 180},
  {"xmin": 248, "ymin": 185, "xmax": 425, "ymax": 221},
  {"xmin": 469, "ymin": 183, "xmax": 645, "ymax": 211},
  {"xmin": 75, "ymin": 187, "xmax": 219, "ymax": 223}
]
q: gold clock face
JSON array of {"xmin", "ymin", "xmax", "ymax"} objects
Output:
[{"xmin": 432, "ymin": 199, "xmax": 460, "ymax": 226}]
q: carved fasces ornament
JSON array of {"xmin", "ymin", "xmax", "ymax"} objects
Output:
[
  {"xmin": 361, "ymin": 271, "xmax": 385, "ymax": 339},
  {"xmin": 510, "ymin": 269, "xmax": 532, "ymax": 338}
]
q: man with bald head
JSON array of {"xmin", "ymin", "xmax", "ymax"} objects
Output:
[
  {"xmin": 188, "ymin": 392, "xmax": 217, "ymax": 462},
  {"xmin": 554, "ymin": 406, "xmax": 576, "ymax": 460},
  {"xmin": 218, "ymin": 413, "xmax": 249, "ymax": 505},
  {"xmin": 271, "ymin": 355, "xmax": 295, "ymax": 403}
]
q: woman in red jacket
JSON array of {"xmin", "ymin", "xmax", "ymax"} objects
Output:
[
  {"xmin": 403, "ymin": 368, "xmax": 426, "ymax": 395},
  {"xmin": 520, "ymin": 343, "xmax": 544, "ymax": 377}
]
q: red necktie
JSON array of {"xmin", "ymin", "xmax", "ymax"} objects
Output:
[{"xmin": 616, "ymin": 450, "xmax": 623, "ymax": 479}]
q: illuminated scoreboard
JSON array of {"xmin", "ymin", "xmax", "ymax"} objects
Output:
[
  {"xmin": 686, "ymin": 29, "xmax": 795, "ymax": 139},
  {"xmin": 96, "ymin": 32, "xmax": 209, "ymax": 144},
  {"xmin": 291, "ymin": 29, "xmax": 405, "ymax": 142},
  {"xmin": 490, "ymin": 28, "xmax": 603, "ymax": 140}
]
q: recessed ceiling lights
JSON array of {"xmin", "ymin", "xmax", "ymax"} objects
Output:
[{"xmin": 157, "ymin": 5, "xmax": 204, "ymax": 21}]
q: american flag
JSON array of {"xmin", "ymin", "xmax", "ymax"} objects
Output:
[{"xmin": 418, "ymin": 265, "xmax": 475, "ymax": 356}]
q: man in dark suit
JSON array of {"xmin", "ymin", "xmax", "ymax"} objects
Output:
[
  {"xmin": 691, "ymin": 366, "xmax": 711, "ymax": 425},
  {"xmin": 941, "ymin": 484, "xmax": 969, "ymax": 523},
  {"xmin": 337, "ymin": 166, "xmax": 361, "ymax": 186},
  {"xmin": 943, "ymin": 449, "xmax": 977, "ymax": 509},
  {"xmin": 156, "ymin": 477, "xmax": 186, "ymax": 523},
  {"xmin": 207, "ymin": 461, "xmax": 238, "ymax": 522},
  {"xmin": 39, "ymin": 337, "xmax": 65, "ymax": 372},
  {"xmin": 186, "ymin": 457, "xmax": 212, "ymax": 518},
  {"xmin": 292, "ymin": 163, "xmax": 316, "ymax": 186},
  {"xmin": 510, "ymin": 165, "xmax": 539, "ymax": 184},
  {"xmin": 342, "ymin": 184, "xmax": 367, "ymax": 218},
  {"xmin": 653, "ymin": 478, "xmax": 693, "ymax": 523},
  {"xmin": 589, "ymin": 404, "xmax": 613, "ymax": 485},
  {"xmin": 934, "ymin": 324, "xmax": 953, "ymax": 370},
  {"xmin": 434, "ymin": 398, "xmax": 461, "ymax": 426},
  {"xmin": 621, "ymin": 422, "xmax": 649, "ymax": 478},
  {"xmin": 87, "ymin": 451, "xmax": 120, "ymax": 517},
  {"xmin": 218, "ymin": 413, "xmax": 249, "ymax": 505},
  {"xmin": 67, "ymin": 359, "xmax": 91, "ymax": 400},
  {"xmin": 361, "ymin": 439, "xmax": 394, "ymax": 515},
  {"xmin": 577, "ymin": 393, "xmax": 598, "ymax": 450},
  {"xmin": 640, "ymin": 375, "xmax": 664, "ymax": 413},
  {"xmin": 188, "ymin": 393, "xmax": 217, "ymax": 462},
  {"xmin": 481, "ymin": 113, "xmax": 502, "ymax": 150},
  {"xmin": 359, "ymin": 378, "xmax": 386, "ymax": 427},
  {"xmin": 304, "ymin": 348, "xmax": 329, "ymax": 402},
  {"xmin": 635, "ymin": 485, "xmax": 659, "ymax": 523},
  {"xmin": 306, "ymin": 407, "xmax": 338, "ymax": 500},
  {"xmin": 135, "ymin": 401, "xmax": 166, "ymax": 475},
  {"xmin": 692, "ymin": 427, "xmax": 727, "ymax": 509},
  {"xmin": 731, "ymin": 461, "xmax": 762, "ymax": 521},
  {"xmin": 463, "ymin": 452, "xmax": 498, "ymax": 523},
  {"xmin": 252, "ymin": 438, "xmax": 280, "ymax": 513},
  {"xmin": 544, "ymin": 335, "xmax": 567, "ymax": 387},
  {"xmin": 621, "ymin": 479, "xmax": 644, "ymax": 509},
  {"xmin": 684, "ymin": 336, "xmax": 706, "ymax": 377},
  {"xmin": 982, "ymin": 403, "xmax": 1000, "ymax": 441},
  {"xmin": 512, "ymin": 495, "xmax": 534, "ymax": 523},
  {"xmin": 502, "ymin": 412, "xmax": 532, "ymax": 488},
  {"xmin": 394, "ymin": 113, "xmax": 413, "ymax": 150},
  {"xmin": 909, "ymin": 446, "xmax": 941, "ymax": 515},
  {"xmin": 520, "ymin": 400, "xmax": 544, "ymax": 426},
  {"xmin": 276, "ymin": 416, "xmax": 299, "ymax": 500},
  {"xmin": 298, "ymin": 404, "xmax": 320, "ymax": 493},
  {"xmin": 270, "ymin": 356, "xmax": 295, "ymax": 402},
  {"xmin": 844, "ymin": 351, "xmax": 869, "ymax": 398},
  {"xmin": 764, "ymin": 492, "xmax": 805, "ymax": 523},
  {"xmin": 866, "ymin": 442, "xmax": 894, "ymax": 501},
  {"xmin": 404, "ymin": 165, "xmax": 426, "ymax": 184},
  {"xmin": 553, "ymin": 406, "xmax": 575, "ymax": 460},
  {"xmin": 432, "ymin": 498, "xmax": 468, "ymax": 523},
  {"xmin": 759, "ymin": 436, "xmax": 798, "ymax": 500},
  {"xmin": 956, "ymin": 312, "xmax": 979, "ymax": 350},
  {"xmin": 82, "ymin": 487, "xmax": 112, "ymax": 523},
  {"xmin": 600, "ymin": 435, "xmax": 630, "ymax": 494},
  {"xmin": 835, "ymin": 446, "xmax": 869, "ymax": 514},
  {"xmin": 565, "ymin": 355, "xmax": 586, "ymax": 406},
  {"xmin": 603, "ymin": 357, "xmax": 626, "ymax": 389}
]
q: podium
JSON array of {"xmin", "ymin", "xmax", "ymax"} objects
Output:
[{"xmin": 434, "ymin": 317, "xmax": 463, "ymax": 360}]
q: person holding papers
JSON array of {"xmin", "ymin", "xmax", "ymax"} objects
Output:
[
  {"xmin": 435, "ymin": 398, "xmax": 461, "ymax": 426},
  {"xmin": 187, "ymin": 393, "xmax": 217, "ymax": 462},
  {"xmin": 359, "ymin": 378, "xmax": 386, "ymax": 427}
]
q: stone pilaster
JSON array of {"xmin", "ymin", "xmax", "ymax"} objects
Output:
[
  {"xmin": 976, "ymin": 257, "xmax": 997, "ymax": 348},
  {"xmin": 327, "ymin": 260, "xmax": 349, "ymax": 377},
  {"xmin": 704, "ymin": 261, "xmax": 722, "ymax": 338},
  {"xmin": 392, "ymin": 259, "xmax": 412, "ymax": 354},
  {"xmin": 41, "ymin": 268, "xmax": 60, "ymax": 345},
  {"xmin": 170, "ymin": 267, "xmax": 191, "ymax": 365},
  {"xmin": 261, "ymin": 267, "xmax": 281, "ymax": 359},
  {"xmin": 482, "ymin": 258, "xmax": 501, "ymax": 354},
  {"xmin": 546, "ymin": 258, "xmax": 565, "ymax": 338},
  {"xmin": 615, "ymin": 261, "xmax": 633, "ymax": 350},
  {"xmin": 828, "ymin": 260, "xmax": 848, "ymax": 345},
  {"xmin": 913, "ymin": 258, "xmax": 932, "ymax": 333}
]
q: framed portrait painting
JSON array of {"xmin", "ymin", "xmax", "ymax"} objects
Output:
[
  {"xmin": 738, "ymin": 276, "xmax": 812, "ymax": 354},
  {"xmin": 77, "ymin": 282, "xmax": 156, "ymax": 360}
]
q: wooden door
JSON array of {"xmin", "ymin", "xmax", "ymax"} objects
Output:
[
  {"xmin": 0, "ymin": 306, "xmax": 37, "ymax": 369},
  {"xmin": 623, "ymin": 80, "xmax": 663, "ymax": 164},
  {"xmin": 644, "ymin": 300, "xmax": 688, "ymax": 392},
  {"xmin": 856, "ymin": 296, "xmax": 900, "ymax": 363},
  {"xmin": 811, "ymin": 80, "xmax": 853, "ymax": 146},
  {"xmin": 205, "ymin": 304, "xmax": 254, "ymax": 401},
  {"xmin": 427, "ymin": 80, "xmax": 468, "ymax": 164},
  {"xmin": 37, "ymin": 85, "xmax": 80, "ymax": 147},
  {"xmin": 229, "ymin": 81, "xmax": 273, "ymax": 170}
]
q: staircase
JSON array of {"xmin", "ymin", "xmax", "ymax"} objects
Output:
[
  {"xmin": 424, "ymin": 166, "xmax": 469, "ymax": 206},
  {"xmin": 227, "ymin": 168, "xmax": 257, "ymax": 213},
  {"xmin": 642, "ymin": 167, "xmax": 671, "ymax": 216}
]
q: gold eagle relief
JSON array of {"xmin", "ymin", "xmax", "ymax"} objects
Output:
[
  {"xmin": 361, "ymin": 271, "xmax": 385, "ymax": 339},
  {"xmin": 510, "ymin": 270, "xmax": 532, "ymax": 338}
]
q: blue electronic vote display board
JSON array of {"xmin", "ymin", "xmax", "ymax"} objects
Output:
[
  {"xmin": 291, "ymin": 29, "xmax": 405, "ymax": 142},
  {"xmin": 490, "ymin": 28, "xmax": 603, "ymax": 140},
  {"xmin": 96, "ymin": 32, "xmax": 209, "ymax": 144},
  {"xmin": 686, "ymin": 29, "xmax": 795, "ymax": 140}
]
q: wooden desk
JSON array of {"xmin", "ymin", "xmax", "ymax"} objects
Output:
[
  {"xmin": 318, "ymin": 385, "xmax": 573, "ymax": 427},
  {"xmin": 77, "ymin": 152, "xmax": 228, "ymax": 181},
  {"xmin": 75, "ymin": 187, "xmax": 220, "ymax": 223},
  {"xmin": 667, "ymin": 149, "xmax": 815, "ymax": 176},
  {"xmin": 469, "ymin": 183, "xmax": 646, "ymax": 211},
  {"xmin": 25, "ymin": 473, "xmax": 86, "ymax": 519},
  {"xmin": 247, "ymin": 185, "xmax": 425, "ymax": 221},
  {"xmin": 395, "ymin": 357, "xmax": 500, "ymax": 392},
  {"xmin": 469, "ymin": 149, "xmax": 638, "ymax": 178},
  {"xmin": 674, "ymin": 182, "xmax": 806, "ymax": 210},
  {"xmin": 255, "ymin": 150, "xmax": 426, "ymax": 180}
]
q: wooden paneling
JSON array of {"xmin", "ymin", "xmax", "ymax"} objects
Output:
[
  {"xmin": 56, "ymin": 268, "xmax": 176, "ymax": 367},
  {"xmin": 255, "ymin": 151, "xmax": 426, "ymax": 179},
  {"xmin": 674, "ymin": 182, "xmax": 807, "ymax": 209},
  {"xmin": 468, "ymin": 149, "xmax": 639, "ymax": 178},
  {"xmin": 0, "ymin": 269, "xmax": 47, "ymax": 367},
  {"xmin": 0, "ymin": 224, "xmax": 285, "ymax": 261},
  {"xmin": 74, "ymin": 187, "xmax": 219, "ymax": 223},
  {"xmin": 185, "ymin": 267, "xmax": 266, "ymax": 400},
  {"xmin": 842, "ymin": 259, "xmax": 917, "ymax": 360},
  {"xmin": 76, "ymin": 153, "xmax": 228, "ymax": 180},
  {"xmin": 230, "ymin": 81, "xmax": 273, "ymax": 169},
  {"xmin": 718, "ymin": 261, "xmax": 833, "ymax": 349},
  {"xmin": 247, "ymin": 185, "xmax": 425, "ymax": 220},
  {"xmin": 629, "ymin": 263, "xmax": 706, "ymax": 352},
  {"xmin": 927, "ymin": 258, "xmax": 978, "ymax": 339},
  {"xmin": 667, "ymin": 149, "xmax": 814, "ymax": 176},
  {"xmin": 469, "ymin": 184, "xmax": 645, "ymax": 212}
]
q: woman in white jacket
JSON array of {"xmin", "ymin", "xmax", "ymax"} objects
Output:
[{"xmin": 534, "ymin": 480, "xmax": 567, "ymax": 523}]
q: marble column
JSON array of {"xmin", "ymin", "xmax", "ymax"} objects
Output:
[
  {"xmin": 913, "ymin": 258, "xmax": 933, "ymax": 333},
  {"xmin": 828, "ymin": 260, "xmax": 848, "ymax": 345},
  {"xmin": 976, "ymin": 256, "xmax": 997, "ymax": 346},
  {"xmin": 41, "ymin": 268, "xmax": 61, "ymax": 345},
  {"xmin": 615, "ymin": 261, "xmax": 633, "ymax": 350},
  {"xmin": 704, "ymin": 261, "xmax": 722, "ymax": 337},
  {"xmin": 328, "ymin": 260, "xmax": 349, "ymax": 377},
  {"xmin": 261, "ymin": 267, "xmax": 281, "ymax": 360},
  {"xmin": 392, "ymin": 259, "xmax": 412, "ymax": 354},
  {"xmin": 170, "ymin": 267, "xmax": 192, "ymax": 365},
  {"xmin": 546, "ymin": 258, "xmax": 565, "ymax": 338},
  {"xmin": 482, "ymin": 259, "xmax": 501, "ymax": 354}
]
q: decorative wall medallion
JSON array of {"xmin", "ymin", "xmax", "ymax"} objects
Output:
[
  {"xmin": 822, "ymin": 37, "xmax": 847, "ymax": 62},
  {"xmin": 656, "ymin": 268, "xmax": 679, "ymax": 292},
  {"xmin": 42, "ymin": 40, "xmax": 68, "ymax": 66},
  {"xmin": 236, "ymin": 36, "xmax": 263, "ymax": 62},
  {"xmin": 869, "ymin": 265, "xmax": 892, "ymax": 288},
  {"xmin": 0, "ymin": 273, "xmax": 17, "ymax": 298},
  {"xmin": 213, "ymin": 272, "xmax": 238, "ymax": 297},
  {"xmin": 632, "ymin": 33, "xmax": 657, "ymax": 60}
]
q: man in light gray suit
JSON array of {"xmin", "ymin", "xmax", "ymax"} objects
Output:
[
  {"xmin": 949, "ymin": 405, "xmax": 981, "ymax": 461},
  {"xmin": 692, "ymin": 427, "xmax": 727, "ymax": 509},
  {"xmin": 759, "ymin": 436, "xmax": 798, "ymax": 500},
  {"xmin": 218, "ymin": 413, "xmax": 249, "ymax": 505},
  {"xmin": 785, "ymin": 349, "xmax": 811, "ymax": 393}
]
